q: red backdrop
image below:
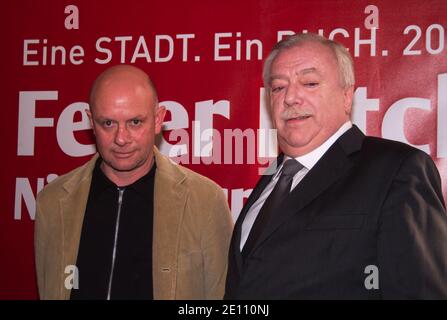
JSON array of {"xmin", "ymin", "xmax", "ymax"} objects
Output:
[{"xmin": 1, "ymin": 0, "xmax": 446, "ymax": 299}]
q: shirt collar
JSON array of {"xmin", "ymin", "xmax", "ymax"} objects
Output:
[
  {"xmin": 90, "ymin": 157, "xmax": 157, "ymax": 199},
  {"xmin": 90, "ymin": 157, "xmax": 116, "ymax": 200},
  {"xmin": 128, "ymin": 162, "xmax": 156, "ymax": 197},
  {"xmin": 275, "ymin": 121, "xmax": 352, "ymax": 178}
]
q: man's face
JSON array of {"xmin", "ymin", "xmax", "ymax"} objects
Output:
[
  {"xmin": 268, "ymin": 42, "xmax": 353, "ymax": 157},
  {"xmin": 88, "ymin": 81, "xmax": 165, "ymax": 176}
]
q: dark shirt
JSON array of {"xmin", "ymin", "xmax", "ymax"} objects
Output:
[{"xmin": 71, "ymin": 158, "xmax": 155, "ymax": 300}]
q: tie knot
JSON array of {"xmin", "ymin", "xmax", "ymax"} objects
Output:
[{"xmin": 281, "ymin": 159, "xmax": 303, "ymax": 177}]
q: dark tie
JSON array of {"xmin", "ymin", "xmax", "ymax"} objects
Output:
[{"xmin": 242, "ymin": 159, "xmax": 304, "ymax": 259}]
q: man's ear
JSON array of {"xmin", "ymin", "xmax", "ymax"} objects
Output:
[
  {"xmin": 267, "ymin": 90, "xmax": 278, "ymax": 129},
  {"xmin": 154, "ymin": 104, "xmax": 166, "ymax": 135},
  {"xmin": 86, "ymin": 108, "xmax": 95, "ymax": 135},
  {"xmin": 343, "ymin": 86, "xmax": 354, "ymax": 115}
]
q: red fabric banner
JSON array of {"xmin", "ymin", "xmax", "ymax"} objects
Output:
[{"xmin": 1, "ymin": 0, "xmax": 446, "ymax": 299}]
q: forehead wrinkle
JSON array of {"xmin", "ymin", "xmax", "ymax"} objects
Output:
[
  {"xmin": 270, "ymin": 66, "xmax": 320, "ymax": 84},
  {"xmin": 299, "ymin": 67, "xmax": 318, "ymax": 75}
]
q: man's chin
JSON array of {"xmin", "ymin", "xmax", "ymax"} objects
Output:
[
  {"xmin": 101, "ymin": 153, "xmax": 153, "ymax": 175},
  {"xmin": 105, "ymin": 159, "xmax": 141, "ymax": 173},
  {"xmin": 278, "ymin": 137, "xmax": 314, "ymax": 156}
]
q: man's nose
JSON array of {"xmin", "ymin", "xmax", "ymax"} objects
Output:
[
  {"xmin": 114, "ymin": 125, "xmax": 131, "ymax": 146},
  {"xmin": 284, "ymin": 84, "xmax": 304, "ymax": 107}
]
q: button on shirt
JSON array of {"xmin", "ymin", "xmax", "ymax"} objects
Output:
[{"xmin": 240, "ymin": 121, "xmax": 353, "ymax": 250}]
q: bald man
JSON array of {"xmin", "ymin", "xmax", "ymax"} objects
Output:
[{"xmin": 35, "ymin": 65, "xmax": 233, "ymax": 300}]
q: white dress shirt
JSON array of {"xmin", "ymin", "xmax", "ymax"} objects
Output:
[{"xmin": 240, "ymin": 121, "xmax": 353, "ymax": 250}]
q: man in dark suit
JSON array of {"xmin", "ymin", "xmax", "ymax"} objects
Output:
[{"xmin": 225, "ymin": 33, "xmax": 447, "ymax": 299}]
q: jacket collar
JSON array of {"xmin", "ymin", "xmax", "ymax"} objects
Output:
[
  {"xmin": 152, "ymin": 147, "xmax": 188, "ymax": 299},
  {"xmin": 59, "ymin": 154, "xmax": 98, "ymax": 299}
]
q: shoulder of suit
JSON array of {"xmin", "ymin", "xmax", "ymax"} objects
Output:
[
  {"xmin": 155, "ymin": 148, "xmax": 223, "ymax": 192},
  {"xmin": 164, "ymin": 157, "xmax": 223, "ymax": 190},
  {"xmin": 37, "ymin": 156, "xmax": 96, "ymax": 201},
  {"xmin": 361, "ymin": 135, "xmax": 433, "ymax": 165},
  {"xmin": 176, "ymin": 162, "xmax": 223, "ymax": 190}
]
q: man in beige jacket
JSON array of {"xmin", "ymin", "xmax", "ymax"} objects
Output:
[{"xmin": 35, "ymin": 65, "xmax": 233, "ymax": 300}]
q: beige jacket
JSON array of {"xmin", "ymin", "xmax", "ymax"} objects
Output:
[{"xmin": 35, "ymin": 147, "xmax": 233, "ymax": 300}]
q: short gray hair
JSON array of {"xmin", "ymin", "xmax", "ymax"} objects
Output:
[{"xmin": 263, "ymin": 33, "xmax": 355, "ymax": 90}]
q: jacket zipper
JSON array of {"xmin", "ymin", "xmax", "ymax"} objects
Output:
[{"xmin": 106, "ymin": 187, "xmax": 125, "ymax": 300}]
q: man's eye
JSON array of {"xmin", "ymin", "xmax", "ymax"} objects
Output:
[
  {"xmin": 271, "ymin": 86, "xmax": 284, "ymax": 93},
  {"xmin": 103, "ymin": 120, "xmax": 113, "ymax": 127},
  {"xmin": 131, "ymin": 119, "xmax": 141, "ymax": 126},
  {"xmin": 304, "ymin": 82, "xmax": 319, "ymax": 87}
]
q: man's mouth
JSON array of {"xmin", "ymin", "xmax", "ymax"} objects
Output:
[
  {"xmin": 113, "ymin": 150, "xmax": 135, "ymax": 157},
  {"xmin": 286, "ymin": 114, "xmax": 312, "ymax": 121},
  {"xmin": 281, "ymin": 110, "xmax": 313, "ymax": 122}
]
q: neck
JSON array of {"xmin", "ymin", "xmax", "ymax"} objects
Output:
[{"xmin": 101, "ymin": 157, "xmax": 154, "ymax": 187}]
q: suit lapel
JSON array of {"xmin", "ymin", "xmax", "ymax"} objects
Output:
[
  {"xmin": 231, "ymin": 155, "xmax": 283, "ymax": 273},
  {"xmin": 238, "ymin": 155, "xmax": 284, "ymax": 223},
  {"xmin": 59, "ymin": 154, "xmax": 98, "ymax": 299},
  {"xmin": 152, "ymin": 147, "xmax": 187, "ymax": 299},
  {"xmin": 249, "ymin": 126, "xmax": 365, "ymax": 257}
]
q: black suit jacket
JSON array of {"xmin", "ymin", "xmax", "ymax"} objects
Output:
[{"xmin": 225, "ymin": 126, "xmax": 447, "ymax": 299}]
